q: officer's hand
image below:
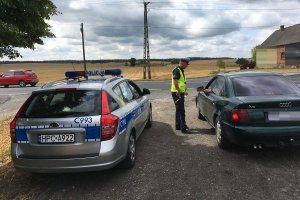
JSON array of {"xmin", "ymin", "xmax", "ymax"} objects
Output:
[
  {"xmin": 185, "ymin": 92, "xmax": 188, "ymax": 96},
  {"xmin": 176, "ymin": 92, "xmax": 180, "ymax": 97}
]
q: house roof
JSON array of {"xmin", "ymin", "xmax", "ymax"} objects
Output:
[{"xmin": 260, "ymin": 24, "xmax": 300, "ymax": 47}]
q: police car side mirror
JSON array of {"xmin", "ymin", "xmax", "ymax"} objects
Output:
[
  {"xmin": 142, "ymin": 88, "xmax": 151, "ymax": 95},
  {"xmin": 197, "ymin": 86, "xmax": 204, "ymax": 92}
]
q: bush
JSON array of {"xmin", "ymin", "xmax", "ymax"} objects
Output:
[
  {"xmin": 171, "ymin": 59, "xmax": 179, "ymax": 64},
  {"xmin": 217, "ymin": 59, "xmax": 225, "ymax": 72},
  {"xmin": 129, "ymin": 58, "xmax": 136, "ymax": 66},
  {"xmin": 236, "ymin": 58, "xmax": 249, "ymax": 65}
]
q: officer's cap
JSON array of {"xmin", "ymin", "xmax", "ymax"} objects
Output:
[{"xmin": 180, "ymin": 57, "xmax": 190, "ymax": 65}]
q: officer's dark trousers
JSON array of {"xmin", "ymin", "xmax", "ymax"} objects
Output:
[{"xmin": 171, "ymin": 92, "xmax": 186, "ymax": 130}]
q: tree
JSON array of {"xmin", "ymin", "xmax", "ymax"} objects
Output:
[
  {"xmin": 235, "ymin": 58, "xmax": 249, "ymax": 65},
  {"xmin": 0, "ymin": 0, "xmax": 59, "ymax": 59},
  {"xmin": 217, "ymin": 59, "xmax": 225, "ymax": 72},
  {"xmin": 251, "ymin": 45, "xmax": 260, "ymax": 62},
  {"xmin": 171, "ymin": 59, "xmax": 179, "ymax": 64},
  {"xmin": 129, "ymin": 58, "xmax": 136, "ymax": 66}
]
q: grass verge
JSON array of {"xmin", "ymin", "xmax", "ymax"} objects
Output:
[{"xmin": 0, "ymin": 118, "xmax": 44, "ymax": 199}]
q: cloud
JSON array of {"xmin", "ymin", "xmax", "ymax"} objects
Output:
[{"xmin": 4, "ymin": 0, "xmax": 300, "ymax": 61}]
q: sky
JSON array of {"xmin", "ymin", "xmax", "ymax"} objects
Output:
[{"xmin": 4, "ymin": 0, "xmax": 300, "ymax": 61}]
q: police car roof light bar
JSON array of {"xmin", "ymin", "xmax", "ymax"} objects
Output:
[{"xmin": 65, "ymin": 69, "xmax": 122, "ymax": 78}]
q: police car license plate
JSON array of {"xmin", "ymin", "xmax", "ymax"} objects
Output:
[{"xmin": 38, "ymin": 134, "xmax": 75, "ymax": 144}]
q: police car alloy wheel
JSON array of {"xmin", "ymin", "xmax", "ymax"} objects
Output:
[{"xmin": 120, "ymin": 133, "xmax": 136, "ymax": 169}]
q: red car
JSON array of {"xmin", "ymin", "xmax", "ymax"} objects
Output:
[{"xmin": 0, "ymin": 69, "xmax": 39, "ymax": 87}]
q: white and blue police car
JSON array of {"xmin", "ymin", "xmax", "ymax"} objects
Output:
[{"xmin": 10, "ymin": 69, "xmax": 152, "ymax": 173}]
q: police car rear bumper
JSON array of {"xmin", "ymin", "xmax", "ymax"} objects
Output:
[{"xmin": 11, "ymin": 144, "xmax": 125, "ymax": 173}]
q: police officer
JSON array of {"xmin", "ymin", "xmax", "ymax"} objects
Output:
[{"xmin": 171, "ymin": 57, "xmax": 190, "ymax": 133}]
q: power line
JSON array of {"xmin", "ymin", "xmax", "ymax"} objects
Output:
[
  {"xmin": 49, "ymin": 21, "xmax": 294, "ymax": 30},
  {"xmin": 149, "ymin": 7, "xmax": 300, "ymax": 10}
]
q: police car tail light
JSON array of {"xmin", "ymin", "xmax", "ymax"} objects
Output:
[
  {"xmin": 10, "ymin": 118, "xmax": 17, "ymax": 143},
  {"xmin": 101, "ymin": 114, "xmax": 119, "ymax": 141},
  {"xmin": 101, "ymin": 90, "xmax": 110, "ymax": 115},
  {"xmin": 101, "ymin": 90, "xmax": 119, "ymax": 140},
  {"xmin": 231, "ymin": 109, "xmax": 251, "ymax": 123},
  {"xmin": 10, "ymin": 100, "xmax": 27, "ymax": 143}
]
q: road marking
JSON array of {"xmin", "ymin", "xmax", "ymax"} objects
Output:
[
  {"xmin": 0, "ymin": 93, "xmax": 30, "ymax": 96},
  {"xmin": 149, "ymin": 89, "xmax": 162, "ymax": 91}
]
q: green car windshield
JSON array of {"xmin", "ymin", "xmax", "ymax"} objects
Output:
[{"xmin": 231, "ymin": 75, "xmax": 300, "ymax": 97}]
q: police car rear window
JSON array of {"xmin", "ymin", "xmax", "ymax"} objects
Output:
[{"xmin": 19, "ymin": 90, "xmax": 101, "ymax": 118}]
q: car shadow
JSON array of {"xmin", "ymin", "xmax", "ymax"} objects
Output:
[{"xmin": 188, "ymin": 128, "xmax": 215, "ymax": 135}]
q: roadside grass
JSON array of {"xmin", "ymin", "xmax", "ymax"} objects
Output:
[
  {"xmin": 1, "ymin": 60, "xmax": 299, "ymax": 84},
  {"xmin": 0, "ymin": 118, "xmax": 11, "ymax": 166},
  {"xmin": 0, "ymin": 59, "xmax": 239, "ymax": 83},
  {"xmin": 0, "ymin": 118, "xmax": 43, "ymax": 199},
  {"xmin": 0, "ymin": 162, "xmax": 44, "ymax": 200}
]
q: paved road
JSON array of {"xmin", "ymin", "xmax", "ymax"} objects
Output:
[
  {"xmin": 1, "ymin": 74, "xmax": 300, "ymax": 96},
  {"xmin": 0, "ymin": 77, "xmax": 210, "ymax": 96}
]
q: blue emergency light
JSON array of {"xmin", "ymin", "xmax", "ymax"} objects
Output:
[{"xmin": 65, "ymin": 69, "xmax": 122, "ymax": 78}]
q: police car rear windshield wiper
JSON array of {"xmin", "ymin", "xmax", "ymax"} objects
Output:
[
  {"xmin": 51, "ymin": 112, "xmax": 89, "ymax": 117},
  {"xmin": 22, "ymin": 112, "xmax": 89, "ymax": 118}
]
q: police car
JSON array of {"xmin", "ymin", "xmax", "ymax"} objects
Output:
[{"xmin": 10, "ymin": 69, "xmax": 152, "ymax": 173}]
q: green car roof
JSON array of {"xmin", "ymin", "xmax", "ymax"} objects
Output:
[{"xmin": 218, "ymin": 71, "xmax": 279, "ymax": 78}]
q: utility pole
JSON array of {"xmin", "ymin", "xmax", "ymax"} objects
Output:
[
  {"xmin": 80, "ymin": 23, "xmax": 87, "ymax": 71},
  {"xmin": 143, "ymin": 1, "xmax": 151, "ymax": 79}
]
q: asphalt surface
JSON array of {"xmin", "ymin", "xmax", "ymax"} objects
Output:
[
  {"xmin": 1, "ymin": 74, "xmax": 300, "ymax": 199},
  {"xmin": 1, "ymin": 74, "xmax": 300, "ymax": 96}
]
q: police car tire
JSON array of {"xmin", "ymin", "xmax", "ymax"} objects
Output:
[
  {"xmin": 145, "ymin": 109, "xmax": 152, "ymax": 128},
  {"xmin": 120, "ymin": 133, "xmax": 136, "ymax": 169},
  {"xmin": 215, "ymin": 117, "xmax": 231, "ymax": 149}
]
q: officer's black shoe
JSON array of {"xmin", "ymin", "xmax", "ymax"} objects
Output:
[
  {"xmin": 181, "ymin": 128, "xmax": 188, "ymax": 134},
  {"xmin": 183, "ymin": 126, "xmax": 190, "ymax": 131}
]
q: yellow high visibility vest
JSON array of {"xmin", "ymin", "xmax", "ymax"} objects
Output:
[{"xmin": 171, "ymin": 67, "xmax": 187, "ymax": 92}]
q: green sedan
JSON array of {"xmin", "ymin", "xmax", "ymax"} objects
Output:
[{"xmin": 196, "ymin": 72, "xmax": 300, "ymax": 149}]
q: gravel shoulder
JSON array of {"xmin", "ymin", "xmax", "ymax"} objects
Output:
[{"xmin": 1, "ymin": 97, "xmax": 300, "ymax": 200}]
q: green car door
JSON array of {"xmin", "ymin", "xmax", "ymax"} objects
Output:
[{"xmin": 204, "ymin": 76, "xmax": 227, "ymax": 126}]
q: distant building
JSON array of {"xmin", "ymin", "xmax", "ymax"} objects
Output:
[{"xmin": 257, "ymin": 24, "xmax": 300, "ymax": 68}]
